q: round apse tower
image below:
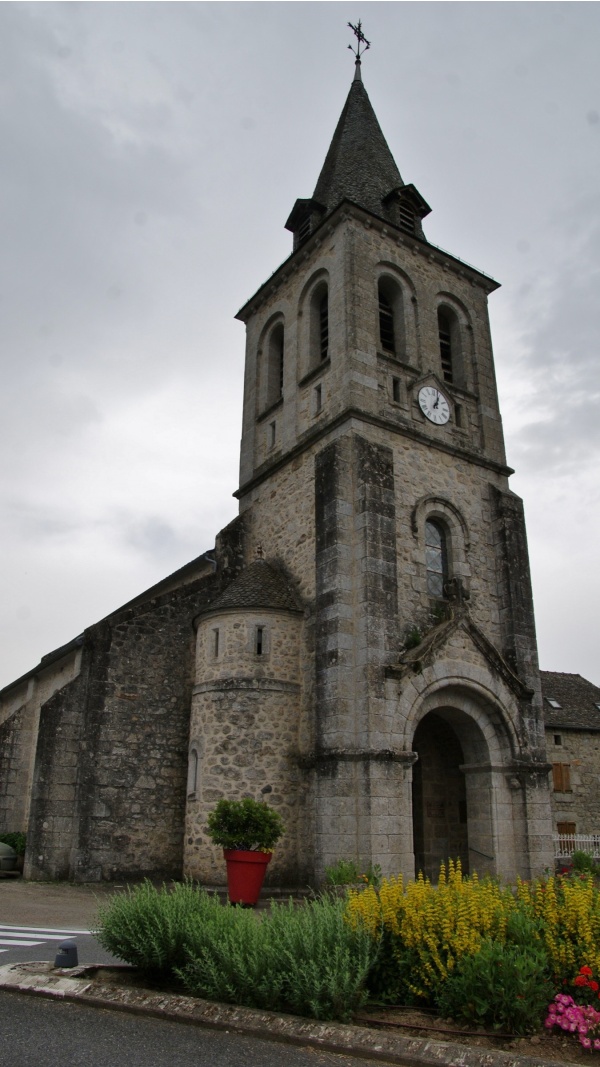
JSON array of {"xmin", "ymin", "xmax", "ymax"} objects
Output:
[{"xmin": 184, "ymin": 558, "xmax": 309, "ymax": 886}]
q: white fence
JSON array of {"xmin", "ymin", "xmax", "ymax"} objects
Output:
[{"xmin": 554, "ymin": 833, "xmax": 600, "ymax": 860}]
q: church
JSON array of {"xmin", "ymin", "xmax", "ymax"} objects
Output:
[{"xmin": 2, "ymin": 49, "xmax": 581, "ymax": 888}]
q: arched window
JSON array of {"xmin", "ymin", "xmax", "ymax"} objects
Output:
[
  {"xmin": 266, "ymin": 323, "xmax": 284, "ymax": 406},
  {"xmin": 309, "ymin": 282, "xmax": 329, "ymax": 366},
  {"xmin": 425, "ymin": 519, "xmax": 448, "ymax": 598},
  {"xmin": 378, "ymin": 277, "xmax": 405, "ymax": 358},
  {"xmin": 437, "ymin": 307, "xmax": 463, "ymax": 385}
]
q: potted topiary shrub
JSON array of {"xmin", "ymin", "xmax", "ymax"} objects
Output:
[{"xmin": 206, "ymin": 796, "xmax": 285, "ymax": 906}]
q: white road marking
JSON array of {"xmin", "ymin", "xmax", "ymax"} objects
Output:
[
  {"xmin": 0, "ymin": 924, "xmax": 91, "ymax": 935},
  {"xmin": 0, "ymin": 938, "xmax": 42, "ymax": 946}
]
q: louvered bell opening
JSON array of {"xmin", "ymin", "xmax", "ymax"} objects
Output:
[
  {"xmin": 379, "ymin": 292, "xmax": 395, "ymax": 354},
  {"xmin": 438, "ymin": 314, "xmax": 453, "ymax": 383},
  {"xmin": 319, "ymin": 295, "xmax": 329, "ymax": 360},
  {"xmin": 398, "ymin": 202, "xmax": 415, "ymax": 235}
]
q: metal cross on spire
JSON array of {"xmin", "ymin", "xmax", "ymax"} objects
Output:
[{"xmin": 347, "ymin": 20, "xmax": 371, "ymax": 62}]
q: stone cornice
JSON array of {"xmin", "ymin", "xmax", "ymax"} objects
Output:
[
  {"xmin": 235, "ymin": 200, "xmax": 499, "ymax": 323},
  {"xmin": 235, "ymin": 408, "xmax": 513, "ymax": 500},
  {"xmin": 296, "ymin": 747, "xmax": 418, "ymax": 770},
  {"xmin": 193, "ymin": 678, "xmax": 300, "ymax": 695}
]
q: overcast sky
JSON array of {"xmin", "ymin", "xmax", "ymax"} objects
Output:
[{"xmin": 1, "ymin": 1, "xmax": 599, "ymax": 690}]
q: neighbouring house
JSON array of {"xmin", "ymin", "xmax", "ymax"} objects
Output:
[{"xmin": 541, "ymin": 671, "xmax": 600, "ymax": 857}]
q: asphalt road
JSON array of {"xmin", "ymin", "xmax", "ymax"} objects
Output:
[
  {"xmin": 0, "ymin": 990, "xmax": 387, "ymax": 1067},
  {"xmin": 0, "ymin": 922, "xmax": 119, "ymax": 967}
]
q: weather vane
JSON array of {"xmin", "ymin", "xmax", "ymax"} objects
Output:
[{"xmin": 348, "ymin": 20, "xmax": 370, "ymax": 61}]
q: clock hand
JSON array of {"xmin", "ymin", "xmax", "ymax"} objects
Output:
[{"xmin": 433, "ymin": 395, "xmax": 439, "ymax": 409}]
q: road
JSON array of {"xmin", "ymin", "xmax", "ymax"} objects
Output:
[
  {"xmin": 0, "ymin": 923, "xmax": 119, "ymax": 966},
  {"xmin": 0, "ymin": 990, "xmax": 388, "ymax": 1067}
]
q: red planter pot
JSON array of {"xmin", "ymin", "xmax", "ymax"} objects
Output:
[{"xmin": 224, "ymin": 849, "xmax": 272, "ymax": 906}]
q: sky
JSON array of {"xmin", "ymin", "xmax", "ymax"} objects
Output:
[{"xmin": 1, "ymin": 1, "xmax": 599, "ymax": 689}]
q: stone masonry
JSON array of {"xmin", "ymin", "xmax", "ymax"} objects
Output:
[{"xmin": 0, "ymin": 61, "xmax": 564, "ymax": 886}]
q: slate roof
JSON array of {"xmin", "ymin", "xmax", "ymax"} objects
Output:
[
  {"xmin": 208, "ymin": 560, "xmax": 302, "ymax": 614},
  {"xmin": 310, "ymin": 69, "xmax": 404, "ymax": 221},
  {"xmin": 540, "ymin": 671, "xmax": 600, "ymax": 731}
]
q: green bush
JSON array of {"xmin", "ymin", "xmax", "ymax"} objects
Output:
[
  {"xmin": 0, "ymin": 832, "xmax": 26, "ymax": 855},
  {"xmin": 206, "ymin": 797, "xmax": 284, "ymax": 852},
  {"xmin": 94, "ymin": 880, "xmax": 216, "ymax": 976},
  {"xmin": 179, "ymin": 896, "xmax": 377, "ymax": 1021},
  {"xmin": 571, "ymin": 850, "xmax": 600, "ymax": 875},
  {"xmin": 437, "ymin": 938, "xmax": 552, "ymax": 1034},
  {"xmin": 324, "ymin": 859, "xmax": 361, "ymax": 886}
]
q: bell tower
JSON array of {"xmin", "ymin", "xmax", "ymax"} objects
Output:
[{"xmin": 229, "ymin": 34, "xmax": 553, "ymax": 884}]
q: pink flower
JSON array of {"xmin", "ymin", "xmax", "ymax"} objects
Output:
[
  {"xmin": 544, "ymin": 1017, "xmax": 554, "ymax": 1029},
  {"xmin": 593, "ymin": 1039, "xmax": 600, "ymax": 1050},
  {"xmin": 582, "ymin": 1037, "xmax": 592, "ymax": 1049}
]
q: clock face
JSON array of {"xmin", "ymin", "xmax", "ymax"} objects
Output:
[{"xmin": 418, "ymin": 386, "xmax": 450, "ymax": 425}]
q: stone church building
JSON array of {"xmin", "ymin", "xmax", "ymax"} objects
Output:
[{"xmin": 1, "ymin": 61, "xmax": 568, "ymax": 886}]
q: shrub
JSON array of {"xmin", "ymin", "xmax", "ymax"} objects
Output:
[
  {"xmin": 179, "ymin": 896, "xmax": 377, "ymax": 1021},
  {"xmin": 572, "ymin": 850, "xmax": 600, "ymax": 875},
  {"xmin": 347, "ymin": 860, "xmax": 515, "ymax": 1004},
  {"xmin": 0, "ymin": 832, "xmax": 26, "ymax": 855},
  {"xmin": 324, "ymin": 859, "xmax": 360, "ymax": 886},
  {"xmin": 206, "ymin": 797, "xmax": 284, "ymax": 852},
  {"xmin": 94, "ymin": 880, "xmax": 216, "ymax": 976},
  {"xmin": 438, "ymin": 939, "xmax": 552, "ymax": 1034},
  {"xmin": 517, "ymin": 873, "xmax": 600, "ymax": 982},
  {"xmin": 324, "ymin": 860, "xmax": 382, "ymax": 889}
]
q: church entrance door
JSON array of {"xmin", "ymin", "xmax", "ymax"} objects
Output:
[{"xmin": 411, "ymin": 712, "xmax": 469, "ymax": 880}]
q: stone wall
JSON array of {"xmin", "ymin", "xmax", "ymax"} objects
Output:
[
  {"xmin": 23, "ymin": 526, "xmax": 245, "ymax": 881},
  {"xmin": 547, "ymin": 727, "xmax": 600, "ymax": 835},
  {"xmin": 0, "ymin": 643, "xmax": 82, "ymax": 839},
  {"xmin": 185, "ymin": 604, "xmax": 311, "ymax": 886}
]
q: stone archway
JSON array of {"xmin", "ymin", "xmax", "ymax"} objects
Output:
[
  {"xmin": 410, "ymin": 700, "xmax": 499, "ymax": 881},
  {"xmin": 412, "ymin": 712, "xmax": 469, "ymax": 879}
]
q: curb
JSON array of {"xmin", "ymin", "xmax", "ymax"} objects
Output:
[{"xmin": 0, "ymin": 962, "xmax": 578, "ymax": 1067}]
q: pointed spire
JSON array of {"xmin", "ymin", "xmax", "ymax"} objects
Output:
[
  {"xmin": 285, "ymin": 31, "xmax": 431, "ymax": 247},
  {"xmin": 311, "ymin": 74, "xmax": 403, "ymax": 220}
]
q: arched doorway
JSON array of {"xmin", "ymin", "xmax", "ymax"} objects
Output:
[{"xmin": 412, "ymin": 712, "xmax": 469, "ymax": 879}]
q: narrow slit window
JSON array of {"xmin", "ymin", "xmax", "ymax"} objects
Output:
[
  {"xmin": 269, "ymin": 422, "xmax": 276, "ymax": 449},
  {"xmin": 554, "ymin": 734, "xmax": 562, "ymax": 746},
  {"xmin": 315, "ymin": 384, "xmax": 322, "ymax": 414},
  {"xmin": 454, "ymin": 403, "xmax": 462, "ymax": 428},
  {"xmin": 256, "ymin": 627, "xmax": 264, "ymax": 656},
  {"xmin": 187, "ymin": 749, "xmax": 198, "ymax": 795},
  {"xmin": 213, "ymin": 629, "xmax": 219, "ymax": 658},
  {"xmin": 392, "ymin": 377, "xmax": 401, "ymax": 403}
]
